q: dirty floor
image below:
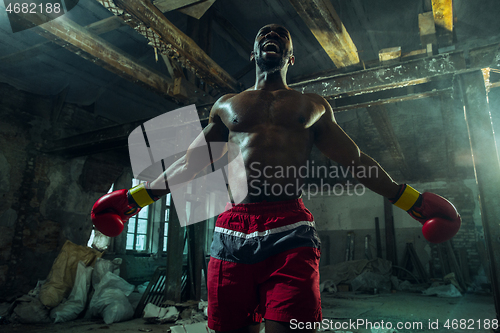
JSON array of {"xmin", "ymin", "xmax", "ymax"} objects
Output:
[{"xmin": 1, "ymin": 291, "xmax": 496, "ymax": 333}]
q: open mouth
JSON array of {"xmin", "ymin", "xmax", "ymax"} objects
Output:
[{"xmin": 261, "ymin": 40, "xmax": 281, "ymax": 54}]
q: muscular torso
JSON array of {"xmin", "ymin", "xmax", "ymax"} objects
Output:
[{"xmin": 212, "ymin": 88, "xmax": 326, "ymax": 203}]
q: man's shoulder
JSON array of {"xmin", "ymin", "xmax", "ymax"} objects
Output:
[
  {"xmin": 302, "ymin": 92, "xmax": 328, "ymax": 104},
  {"xmin": 210, "ymin": 94, "xmax": 237, "ymax": 115},
  {"xmin": 216, "ymin": 93, "xmax": 238, "ymax": 104}
]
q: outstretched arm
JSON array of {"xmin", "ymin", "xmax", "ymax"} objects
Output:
[
  {"xmin": 311, "ymin": 95, "xmax": 400, "ymax": 199},
  {"xmin": 148, "ymin": 99, "xmax": 230, "ymax": 197},
  {"xmin": 91, "ymin": 97, "xmax": 230, "ymax": 237},
  {"xmin": 310, "ymin": 95, "xmax": 461, "ymax": 243}
]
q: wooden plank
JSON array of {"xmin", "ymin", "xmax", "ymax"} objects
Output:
[
  {"xmin": 161, "ymin": 54, "xmax": 184, "ymax": 79},
  {"xmin": 134, "ymin": 267, "xmax": 164, "ymax": 317},
  {"xmin": 86, "ymin": 15, "xmax": 125, "ymax": 35},
  {"xmin": 432, "ymin": 0, "xmax": 453, "ymax": 32},
  {"xmin": 153, "ymin": 0, "xmax": 203, "ymax": 13},
  {"xmin": 379, "ymin": 47, "xmax": 401, "ymax": 62},
  {"xmin": 418, "ymin": 12, "xmax": 437, "ymax": 47},
  {"xmin": 288, "ymin": 0, "xmax": 359, "ymax": 67},
  {"xmin": 432, "ymin": 0, "xmax": 454, "ymax": 45},
  {"xmin": 178, "ymin": 0, "xmax": 215, "ymax": 19},
  {"xmin": 21, "ymin": 13, "xmax": 189, "ymax": 104},
  {"xmin": 110, "ymin": 0, "xmax": 239, "ymax": 92}
]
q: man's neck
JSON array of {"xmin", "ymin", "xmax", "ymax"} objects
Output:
[{"xmin": 253, "ymin": 67, "xmax": 289, "ymax": 91}]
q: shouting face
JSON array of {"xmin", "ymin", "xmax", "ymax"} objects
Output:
[{"xmin": 251, "ymin": 24, "xmax": 294, "ymax": 73}]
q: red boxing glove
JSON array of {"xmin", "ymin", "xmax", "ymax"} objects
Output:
[
  {"xmin": 390, "ymin": 185, "xmax": 461, "ymax": 243},
  {"xmin": 91, "ymin": 183, "xmax": 159, "ymax": 237}
]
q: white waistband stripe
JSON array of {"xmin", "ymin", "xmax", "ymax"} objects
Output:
[{"xmin": 214, "ymin": 221, "xmax": 316, "ymax": 239}]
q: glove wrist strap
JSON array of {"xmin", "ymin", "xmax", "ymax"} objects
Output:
[
  {"xmin": 390, "ymin": 184, "xmax": 421, "ymax": 211},
  {"xmin": 128, "ymin": 182, "xmax": 159, "ymax": 208}
]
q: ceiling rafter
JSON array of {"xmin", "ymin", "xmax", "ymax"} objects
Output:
[
  {"xmin": 0, "ymin": 15, "xmax": 125, "ymax": 65},
  {"xmin": 153, "ymin": 0, "xmax": 204, "ymax": 13},
  {"xmin": 432, "ymin": 0, "xmax": 454, "ymax": 45},
  {"xmin": 289, "ymin": 51, "xmax": 466, "ymax": 99},
  {"xmin": 96, "ymin": 0, "xmax": 240, "ymax": 93},
  {"xmin": 176, "ymin": 0, "xmax": 216, "ymax": 19},
  {"xmin": 432, "ymin": 0, "xmax": 453, "ymax": 33},
  {"xmin": 18, "ymin": 12, "xmax": 191, "ymax": 105},
  {"xmin": 288, "ymin": 0, "xmax": 360, "ymax": 68}
]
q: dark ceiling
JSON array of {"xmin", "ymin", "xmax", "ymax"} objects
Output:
[{"xmin": 1, "ymin": 0, "xmax": 500, "ymax": 183}]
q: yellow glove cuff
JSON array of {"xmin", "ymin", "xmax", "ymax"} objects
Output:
[
  {"xmin": 129, "ymin": 183, "xmax": 154, "ymax": 208},
  {"xmin": 393, "ymin": 185, "xmax": 420, "ymax": 211}
]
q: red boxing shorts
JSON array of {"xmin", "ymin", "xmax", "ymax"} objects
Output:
[{"xmin": 207, "ymin": 199, "xmax": 322, "ymax": 332}]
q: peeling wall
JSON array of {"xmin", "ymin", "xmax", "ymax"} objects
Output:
[{"xmin": 0, "ymin": 83, "xmax": 123, "ymax": 298}]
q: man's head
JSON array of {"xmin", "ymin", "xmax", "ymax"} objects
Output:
[{"xmin": 250, "ymin": 24, "xmax": 295, "ymax": 74}]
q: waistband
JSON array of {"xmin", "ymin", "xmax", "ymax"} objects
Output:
[{"xmin": 225, "ymin": 198, "xmax": 307, "ymax": 214}]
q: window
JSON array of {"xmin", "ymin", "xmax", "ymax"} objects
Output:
[
  {"xmin": 164, "ymin": 193, "xmax": 171, "ymax": 252},
  {"xmin": 126, "ymin": 178, "xmax": 172, "ymax": 254},
  {"xmin": 126, "ymin": 179, "xmax": 150, "ymax": 251},
  {"xmin": 121, "ymin": 178, "xmax": 222, "ymax": 256}
]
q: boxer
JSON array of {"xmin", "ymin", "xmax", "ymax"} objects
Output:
[{"xmin": 92, "ymin": 24, "xmax": 461, "ymax": 332}]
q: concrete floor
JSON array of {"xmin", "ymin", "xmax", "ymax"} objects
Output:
[{"xmin": 0, "ymin": 291, "xmax": 497, "ymax": 333}]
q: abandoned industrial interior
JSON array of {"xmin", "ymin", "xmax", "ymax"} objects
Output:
[{"xmin": 1, "ymin": 0, "xmax": 500, "ymax": 332}]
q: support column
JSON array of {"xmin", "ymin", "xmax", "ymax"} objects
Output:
[
  {"xmin": 457, "ymin": 70, "xmax": 500, "ymax": 319},
  {"xmin": 165, "ymin": 204, "xmax": 184, "ymax": 302}
]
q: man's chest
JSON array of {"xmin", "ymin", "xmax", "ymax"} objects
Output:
[{"xmin": 220, "ymin": 90, "xmax": 323, "ymax": 132}]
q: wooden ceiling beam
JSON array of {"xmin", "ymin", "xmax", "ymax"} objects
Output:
[
  {"xmin": 0, "ymin": 15, "xmax": 125, "ymax": 65},
  {"xmin": 291, "ymin": 42, "xmax": 500, "ymax": 100},
  {"xmin": 432, "ymin": 0, "xmax": 454, "ymax": 45},
  {"xmin": 20, "ymin": 13, "xmax": 190, "ymax": 104},
  {"xmin": 153, "ymin": 0, "xmax": 216, "ymax": 19},
  {"xmin": 289, "ymin": 51, "xmax": 466, "ymax": 99},
  {"xmin": 103, "ymin": 0, "xmax": 239, "ymax": 92},
  {"xmin": 153, "ymin": 0, "xmax": 204, "ymax": 13},
  {"xmin": 288, "ymin": 0, "xmax": 359, "ymax": 67},
  {"xmin": 178, "ymin": 0, "xmax": 215, "ymax": 19},
  {"xmin": 432, "ymin": 0, "xmax": 453, "ymax": 32}
]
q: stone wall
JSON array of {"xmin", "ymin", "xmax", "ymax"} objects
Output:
[{"xmin": 0, "ymin": 83, "xmax": 124, "ymax": 298}]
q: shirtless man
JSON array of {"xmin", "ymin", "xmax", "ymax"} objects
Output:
[{"xmin": 91, "ymin": 24, "xmax": 461, "ymax": 333}]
